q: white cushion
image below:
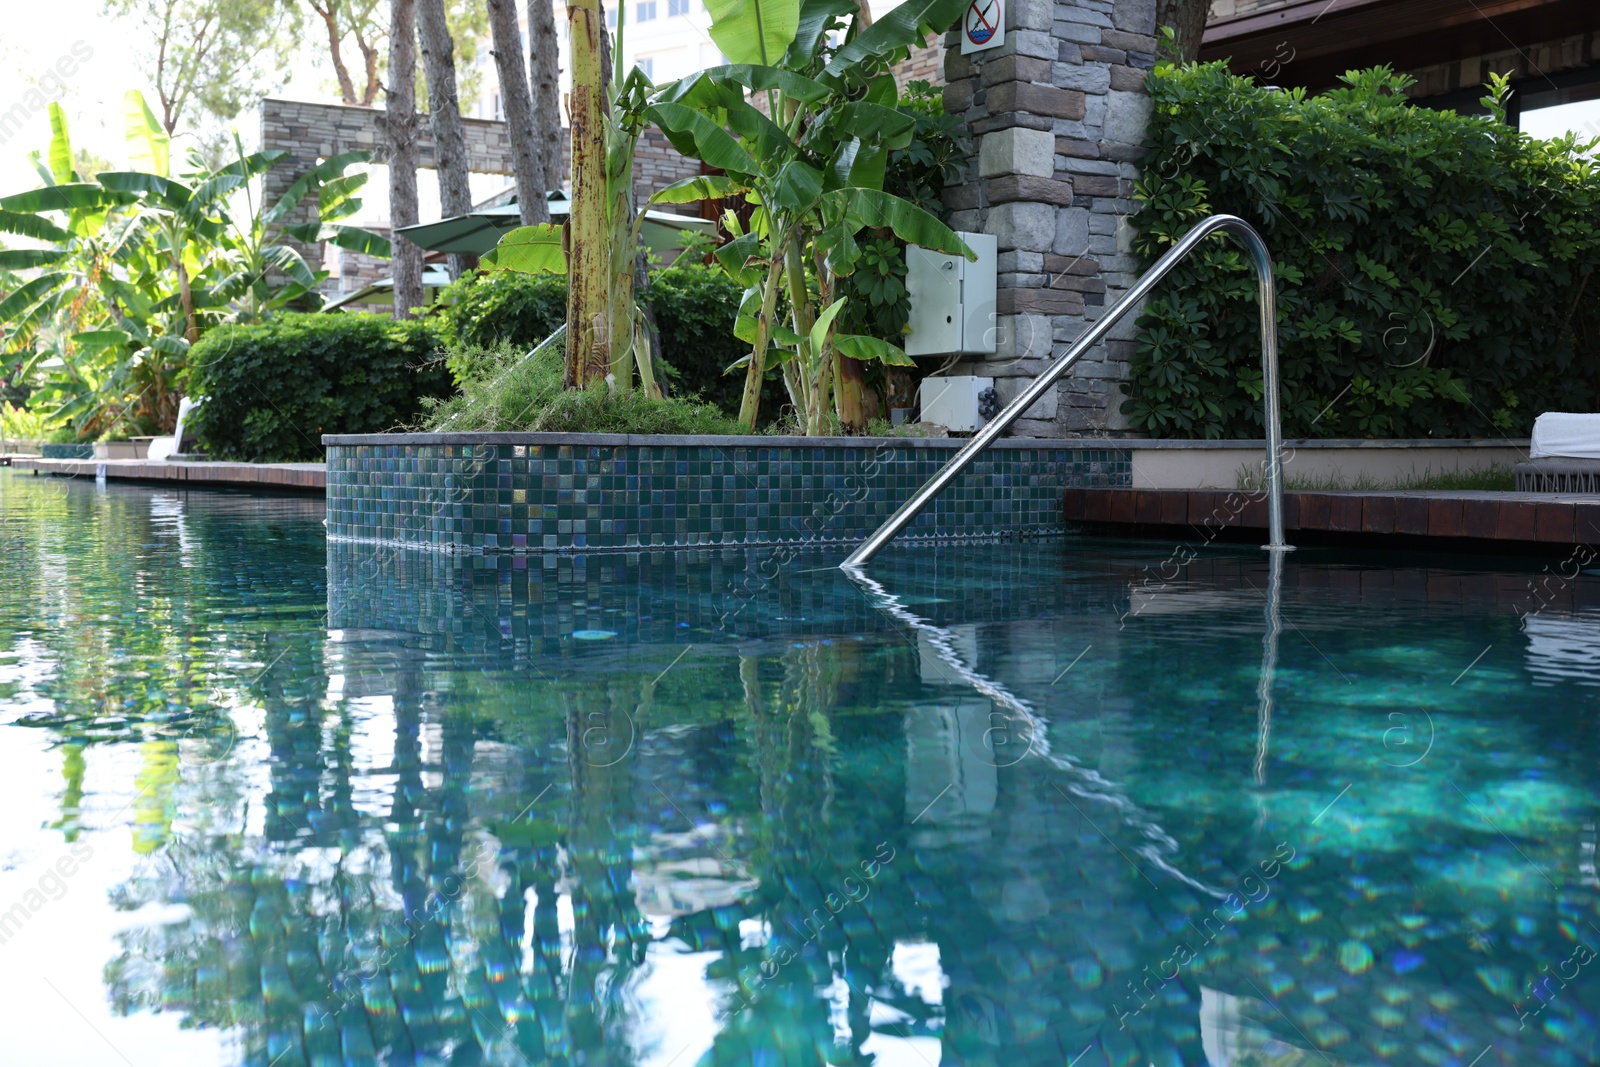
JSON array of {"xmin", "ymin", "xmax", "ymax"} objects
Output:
[
  {"xmin": 146, "ymin": 436, "xmax": 177, "ymax": 461},
  {"xmin": 1530, "ymin": 413, "xmax": 1600, "ymax": 459}
]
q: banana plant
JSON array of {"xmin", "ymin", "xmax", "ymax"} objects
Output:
[
  {"xmin": 0, "ymin": 92, "xmax": 390, "ymax": 436},
  {"xmin": 212, "ymin": 132, "xmax": 392, "ymax": 322},
  {"xmin": 646, "ymin": 0, "xmax": 974, "ymax": 432},
  {"xmin": 481, "ymin": 4, "xmax": 671, "ymax": 399}
]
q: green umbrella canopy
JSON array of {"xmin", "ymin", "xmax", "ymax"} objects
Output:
[
  {"xmin": 396, "ymin": 193, "xmax": 715, "ymax": 256},
  {"xmin": 322, "ymin": 265, "xmax": 455, "ymax": 312}
]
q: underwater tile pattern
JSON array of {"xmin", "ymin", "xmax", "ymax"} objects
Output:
[{"xmin": 325, "ymin": 438, "xmax": 1132, "ymax": 552}]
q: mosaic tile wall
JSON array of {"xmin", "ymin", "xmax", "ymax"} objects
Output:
[
  {"xmin": 40, "ymin": 443, "xmax": 94, "ymax": 459},
  {"xmin": 325, "ymin": 436, "xmax": 1132, "ymax": 553}
]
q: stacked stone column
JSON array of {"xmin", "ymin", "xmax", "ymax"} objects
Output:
[{"xmin": 941, "ymin": 0, "xmax": 1157, "ymax": 436}]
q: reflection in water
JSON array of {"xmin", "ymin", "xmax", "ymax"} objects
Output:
[{"xmin": 2, "ymin": 471, "xmax": 1600, "ymax": 1065}]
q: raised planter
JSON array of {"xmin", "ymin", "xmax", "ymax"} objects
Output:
[
  {"xmin": 40, "ymin": 442, "xmax": 94, "ymax": 460},
  {"xmin": 323, "ymin": 432, "xmax": 1131, "ymax": 553}
]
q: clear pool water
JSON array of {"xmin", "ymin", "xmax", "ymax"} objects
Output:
[{"xmin": 2, "ymin": 467, "xmax": 1599, "ymax": 1067}]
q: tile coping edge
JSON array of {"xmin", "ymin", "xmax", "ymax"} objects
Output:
[{"xmin": 322, "ymin": 433, "xmax": 1528, "ymax": 450}]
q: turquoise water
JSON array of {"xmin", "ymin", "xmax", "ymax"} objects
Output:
[{"xmin": 2, "ymin": 467, "xmax": 1599, "ymax": 1067}]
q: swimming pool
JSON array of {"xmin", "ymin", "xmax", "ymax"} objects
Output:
[{"xmin": 2, "ymin": 467, "xmax": 1597, "ymax": 1066}]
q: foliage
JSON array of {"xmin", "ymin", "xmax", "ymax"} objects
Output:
[
  {"xmin": 884, "ymin": 79, "xmax": 968, "ymax": 215},
  {"xmin": 435, "ymin": 269, "xmax": 568, "ymax": 350},
  {"xmin": 0, "ymin": 357, "xmax": 30, "ymax": 408},
  {"xmin": 0, "ymin": 96, "xmax": 385, "ymax": 439},
  {"xmin": 483, "ymin": 6, "xmax": 662, "ymax": 397},
  {"xmin": 431, "ymin": 264, "xmax": 787, "ymax": 418},
  {"xmin": 303, "ymin": 0, "xmax": 388, "ymax": 106},
  {"xmin": 422, "ymin": 339, "xmax": 742, "ymax": 434},
  {"xmin": 646, "ymin": 0, "xmax": 974, "ymax": 433},
  {"xmin": 1237, "ymin": 462, "xmax": 1518, "ymax": 492},
  {"xmin": 835, "ymin": 234, "xmax": 909, "ymax": 340},
  {"xmin": 649, "ymin": 265, "xmax": 791, "ymax": 416},
  {"xmin": 104, "ymin": 0, "xmax": 299, "ymax": 133},
  {"xmin": 186, "ymin": 313, "xmax": 451, "ymax": 461},
  {"xmin": 485, "ymin": 0, "xmax": 973, "ymax": 433},
  {"xmin": 0, "ymin": 402, "xmax": 56, "ymax": 442},
  {"xmin": 1126, "ymin": 63, "xmax": 1600, "ymax": 439}
]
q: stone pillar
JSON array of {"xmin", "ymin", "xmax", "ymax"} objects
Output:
[{"xmin": 941, "ymin": 0, "xmax": 1157, "ymax": 436}]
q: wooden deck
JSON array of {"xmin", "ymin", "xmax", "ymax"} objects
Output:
[
  {"xmin": 1064, "ymin": 487, "xmax": 1600, "ymax": 547},
  {"xmin": 9, "ymin": 457, "xmax": 325, "ymax": 492}
]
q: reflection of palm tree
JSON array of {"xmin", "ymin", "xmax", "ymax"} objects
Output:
[{"xmin": 698, "ymin": 645, "xmax": 901, "ymax": 1066}]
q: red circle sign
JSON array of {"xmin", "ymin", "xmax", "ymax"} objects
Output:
[{"xmin": 965, "ymin": 0, "xmax": 999, "ymax": 45}]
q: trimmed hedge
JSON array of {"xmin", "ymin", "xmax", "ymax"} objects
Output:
[
  {"xmin": 1127, "ymin": 65, "xmax": 1600, "ymax": 439},
  {"xmin": 434, "ymin": 264, "xmax": 786, "ymax": 418},
  {"xmin": 187, "ymin": 313, "xmax": 450, "ymax": 462}
]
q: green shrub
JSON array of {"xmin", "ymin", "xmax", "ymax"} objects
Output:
[
  {"xmin": 1126, "ymin": 65, "xmax": 1600, "ymax": 439},
  {"xmin": 432, "ymin": 264, "xmax": 788, "ymax": 420},
  {"xmin": 187, "ymin": 313, "xmax": 451, "ymax": 461},
  {"xmin": 422, "ymin": 339, "xmax": 741, "ymax": 435},
  {"xmin": 647, "ymin": 265, "xmax": 788, "ymax": 417},
  {"xmin": 435, "ymin": 270, "xmax": 567, "ymax": 350}
]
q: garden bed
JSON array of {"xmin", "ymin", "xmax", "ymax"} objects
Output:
[{"xmin": 324, "ymin": 432, "xmax": 1129, "ymax": 553}]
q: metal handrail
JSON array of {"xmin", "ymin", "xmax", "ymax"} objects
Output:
[{"xmin": 841, "ymin": 214, "xmax": 1292, "ymax": 570}]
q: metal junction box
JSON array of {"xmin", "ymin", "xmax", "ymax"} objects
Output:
[
  {"xmin": 919, "ymin": 374, "xmax": 994, "ymax": 433},
  {"xmin": 904, "ymin": 231, "xmax": 998, "ymax": 357}
]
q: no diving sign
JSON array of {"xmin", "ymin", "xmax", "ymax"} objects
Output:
[{"xmin": 961, "ymin": 0, "xmax": 1003, "ymax": 54}]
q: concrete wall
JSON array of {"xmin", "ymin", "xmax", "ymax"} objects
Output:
[{"xmin": 1128, "ymin": 439, "xmax": 1529, "ymax": 489}]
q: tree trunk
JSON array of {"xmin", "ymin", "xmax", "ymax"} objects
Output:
[
  {"xmin": 387, "ymin": 0, "xmax": 424, "ymax": 320},
  {"xmin": 1156, "ymin": 0, "xmax": 1209, "ymax": 63},
  {"xmin": 311, "ymin": 1, "xmax": 360, "ymax": 105},
  {"xmin": 565, "ymin": 0, "xmax": 610, "ymax": 388},
  {"xmin": 357, "ymin": 28, "xmax": 382, "ymax": 106},
  {"xmin": 527, "ymin": 0, "xmax": 564, "ymax": 192},
  {"xmin": 834, "ymin": 353, "xmax": 865, "ymax": 432},
  {"xmin": 417, "ymin": 0, "xmax": 476, "ymax": 279},
  {"xmin": 487, "ymin": 0, "xmax": 549, "ymax": 226}
]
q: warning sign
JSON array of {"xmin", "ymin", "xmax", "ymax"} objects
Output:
[{"xmin": 961, "ymin": 0, "xmax": 1003, "ymax": 54}]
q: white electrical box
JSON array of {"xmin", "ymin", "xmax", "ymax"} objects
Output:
[
  {"xmin": 904, "ymin": 231, "xmax": 998, "ymax": 357},
  {"xmin": 919, "ymin": 375, "xmax": 993, "ymax": 433}
]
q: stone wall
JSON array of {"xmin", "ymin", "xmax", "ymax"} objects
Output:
[
  {"xmin": 259, "ymin": 99, "xmax": 706, "ymax": 296},
  {"xmin": 895, "ymin": 41, "xmax": 945, "ymax": 87},
  {"xmin": 939, "ymin": 0, "xmax": 1158, "ymax": 436}
]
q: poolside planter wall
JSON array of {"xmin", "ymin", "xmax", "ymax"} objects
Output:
[
  {"xmin": 323, "ymin": 432, "xmax": 1132, "ymax": 553},
  {"xmin": 40, "ymin": 442, "xmax": 95, "ymax": 459}
]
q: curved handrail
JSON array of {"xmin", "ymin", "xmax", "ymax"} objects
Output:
[{"xmin": 841, "ymin": 214, "xmax": 1291, "ymax": 570}]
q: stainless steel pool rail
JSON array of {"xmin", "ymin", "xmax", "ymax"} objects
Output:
[{"xmin": 841, "ymin": 214, "xmax": 1292, "ymax": 570}]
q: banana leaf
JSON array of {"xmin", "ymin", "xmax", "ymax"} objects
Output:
[
  {"xmin": 647, "ymin": 103, "xmax": 761, "ymax": 176},
  {"xmin": 0, "ymin": 208, "xmax": 69, "ymax": 242},
  {"xmin": 835, "ymin": 333, "xmax": 914, "ymax": 364},
  {"xmin": 822, "ymin": 0, "xmax": 968, "ymax": 77},
  {"xmin": 0, "ymin": 184, "xmax": 128, "ymax": 213},
  {"xmin": 0, "ymin": 273, "xmax": 70, "ymax": 320},
  {"xmin": 481, "ymin": 224, "xmax": 567, "ymax": 275},
  {"xmin": 98, "ymin": 172, "xmax": 193, "ymax": 210},
  {"xmin": 0, "ymin": 249, "xmax": 70, "ymax": 269},
  {"xmin": 784, "ymin": 0, "xmax": 855, "ymax": 66},
  {"xmin": 819, "ymin": 188, "xmax": 972, "ymax": 257},
  {"xmin": 124, "ymin": 90, "xmax": 170, "ymax": 178},
  {"xmin": 47, "ymin": 103, "xmax": 74, "ymax": 184},
  {"xmin": 648, "ymin": 175, "xmax": 750, "ymax": 206},
  {"xmin": 705, "ymin": 0, "xmax": 800, "ymax": 66}
]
